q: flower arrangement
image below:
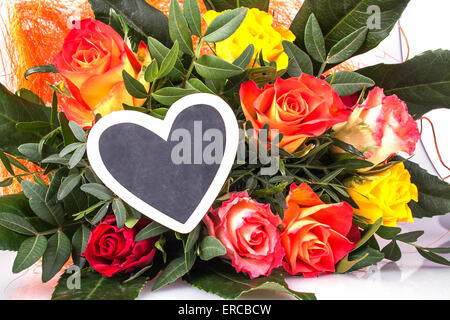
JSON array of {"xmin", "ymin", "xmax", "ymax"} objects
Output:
[{"xmin": 0, "ymin": 0, "xmax": 449, "ymax": 300}]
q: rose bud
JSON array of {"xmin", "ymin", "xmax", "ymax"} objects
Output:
[
  {"xmin": 332, "ymin": 87, "xmax": 420, "ymax": 166},
  {"xmin": 204, "ymin": 191, "xmax": 284, "ymax": 279},
  {"xmin": 54, "ymin": 19, "xmax": 151, "ymax": 128},
  {"xmin": 83, "ymin": 215, "xmax": 157, "ymax": 277}
]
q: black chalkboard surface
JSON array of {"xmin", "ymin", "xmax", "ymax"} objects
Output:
[{"xmin": 87, "ymin": 94, "xmax": 239, "ymax": 233}]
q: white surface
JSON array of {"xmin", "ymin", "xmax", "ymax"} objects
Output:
[{"xmin": 0, "ymin": 0, "xmax": 449, "ymax": 300}]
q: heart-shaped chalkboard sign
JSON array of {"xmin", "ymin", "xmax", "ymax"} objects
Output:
[{"xmin": 87, "ymin": 93, "xmax": 239, "ymax": 233}]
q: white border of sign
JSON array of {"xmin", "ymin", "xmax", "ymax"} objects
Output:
[{"xmin": 87, "ymin": 93, "xmax": 239, "ymax": 234}]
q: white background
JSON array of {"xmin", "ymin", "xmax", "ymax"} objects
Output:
[{"xmin": 0, "ymin": 0, "xmax": 449, "ymax": 300}]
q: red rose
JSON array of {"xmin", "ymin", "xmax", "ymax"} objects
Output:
[
  {"xmin": 240, "ymin": 74, "xmax": 351, "ymax": 153},
  {"xmin": 281, "ymin": 183, "xmax": 357, "ymax": 278},
  {"xmin": 204, "ymin": 191, "xmax": 284, "ymax": 279},
  {"xmin": 84, "ymin": 215, "xmax": 157, "ymax": 277}
]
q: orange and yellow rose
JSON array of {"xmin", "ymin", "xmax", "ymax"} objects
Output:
[
  {"xmin": 53, "ymin": 19, "xmax": 150, "ymax": 128},
  {"xmin": 281, "ymin": 183, "xmax": 358, "ymax": 278},
  {"xmin": 348, "ymin": 163, "xmax": 418, "ymax": 227},
  {"xmin": 240, "ymin": 74, "xmax": 351, "ymax": 153}
]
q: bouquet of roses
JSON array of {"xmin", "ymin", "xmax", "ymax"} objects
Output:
[{"xmin": 0, "ymin": 0, "xmax": 449, "ymax": 300}]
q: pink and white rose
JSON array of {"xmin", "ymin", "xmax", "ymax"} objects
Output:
[
  {"xmin": 332, "ymin": 87, "xmax": 420, "ymax": 165},
  {"xmin": 204, "ymin": 192, "xmax": 284, "ymax": 279}
]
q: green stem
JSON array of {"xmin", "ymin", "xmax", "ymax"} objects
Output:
[
  {"xmin": 8, "ymin": 170, "xmax": 46, "ymax": 179},
  {"xmin": 317, "ymin": 62, "xmax": 327, "ymax": 77},
  {"xmin": 183, "ymin": 58, "xmax": 196, "ymax": 88}
]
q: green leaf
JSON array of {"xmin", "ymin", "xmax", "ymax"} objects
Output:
[
  {"xmin": 326, "ymin": 27, "xmax": 368, "ymax": 64},
  {"xmin": 347, "ymin": 245, "xmax": 384, "ymax": 272},
  {"xmin": 72, "ymin": 225, "xmax": 90, "ymax": 267},
  {"xmin": 0, "ymin": 83, "xmax": 51, "ymax": 157},
  {"xmin": 60, "ymin": 142, "xmax": 84, "ymax": 158},
  {"xmin": 150, "ymin": 108, "xmax": 169, "ymax": 120},
  {"xmin": 88, "ymin": 0, "xmax": 171, "ymax": 47},
  {"xmin": 184, "ymin": 0, "xmax": 202, "ymax": 37},
  {"xmin": 304, "ymin": 14, "xmax": 326, "ymax": 63},
  {"xmin": 325, "ymin": 71, "xmax": 375, "ymax": 96},
  {"xmin": 0, "ymin": 194, "xmax": 34, "ymax": 217},
  {"xmin": 0, "ymin": 225, "xmax": 27, "ymax": 251},
  {"xmin": 403, "ymin": 160, "xmax": 450, "ymax": 218},
  {"xmin": 168, "ymin": 0, "xmax": 193, "ymax": 55},
  {"xmin": 357, "ymin": 50, "xmax": 450, "ymax": 118},
  {"xmin": 42, "ymin": 231, "xmax": 71, "ymax": 282},
  {"xmin": 354, "ymin": 218, "xmax": 382, "ymax": 251},
  {"xmin": 382, "ymin": 240, "xmax": 402, "ymax": 261},
  {"xmin": 147, "ymin": 36, "xmax": 185, "ymax": 81},
  {"xmin": 6, "ymin": 154, "xmax": 30, "ymax": 172},
  {"xmin": 290, "ymin": 0, "xmax": 410, "ymax": 58},
  {"xmin": 16, "ymin": 121, "xmax": 51, "ymax": 132},
  {"xmin": 185, "ymin": 78, "xmax": 215, "ymax": 94},
  {"xmin": 112, "ymin": 198, "xmax": 127, "ymax": 229},
  {"xmin": 91, "ymin": 202, "xmax": 110, "ymax": 225},
  {"xmin": 232, "ymin": 44, "xmax": 255, "ymax": 70},
  {"xmin": 135, "ymin": 221, "xmax": 169, "ymax": 242},
  {"xmin": 68, "ymin": 144, "xmax": 86, "ymax": 169},
  {"xmin": 153, "ymin": 253, "xmax": 195, "ymax": 291},
  {"xmin": 0, "ymin": 150, "xmax": 14, "ymax": 176},
  {"xmin": 52, "ymin": 268, "xmax": 148, "ymax": 300},
  {"xmin": 68, "ymin": 121, "xmax": 86, "ymax": 143},
  {"xmin": 416, "ymin": 248, "xmax": 450, "ymax": 267},
  {"xmin": 185, "ymin": 224, "xmax": 201, "ymax": 252},
  {"xmin": 15, "ymin": 88, "xmax": 45, "ymax": 105},
  {"xmin": 0, "ymin": 212, "xmax": 37, "ymax": 236},
  {"xmin": 24, "ymin": 64, "xmax": 58, "ymax": 80},
  {"xmin": 17, "ymin": 143, "xmax": 41, "ymax": 162},
  {"xmin": 395, "ymin": 231, "xmax": 424, "ymax": 243},
  {"xmin": 327, "ymin": 158, "xmax": 374, "ymax": 170},
  {"xmin": 80, "ymin": 183, "xmax": 114, "ymax": 201},
  {"xmin": 0, "ymin": 178, "xmax": 13, "ymax": 187},
  {"xmin": 282, "ymin": 41, "xmax": 313, "ymax": 76},
  {"xmin": 203, "ymin": 0, "xmax": 269, "ymax": 11},
  {"xmin": 184, "ymin": 260, "xmax": 316, "ymax": 300},
  {"xmin": 199, "ymin": 236, "xmax": 226, "ymax": 261},
  {"xmin": 152, "ymin": 87, "xmax": 197, "ymax": 106},
  {"xmin": 195, "ymin": 55, "xmax": 243, "ymax": 79},
  {"xmin": 58, "ymin": 113, "xmax": 77, "ymax": 146},
  {"xmin": 13, "ymin": 235, "xmax": 47, "ymax": 273},
  {"xmin": 419, "ymin": 247, "xmax": 450, "ymax": 254},
  {"xmin": 157, "ymin": 41, "xmax": 180, "ymax": 79},
  {"xmin": 0, "ymin": 194, "xmax": 36, "ymax": 251},
  {"xmin": 122, "ymin": 70, "xmax": 148, "ymax": 99},
  {"xmin": 51, "ymin": 92, "xmax": 58, "ymax": 126},
  {"xmin": 330, "ymin": 137, "xmax": 366, "ymax": 158},
  {"xmin": 376, "ymin": 225, "xmax": 401, "ymax": 240},
  {"xmin": 21, "ymin": 181, "xmax": 65, "ymax": 226},
  {"xmin": 144, "ymin": 60, "xmax": 159, "ymax": 83},
  {"xmin": 203, "ymin": 8, "xmax": 248, "ymax": 43},
  {"xmin": 57, "ymin": 174, "xmax": 82, "ymax": 201}
]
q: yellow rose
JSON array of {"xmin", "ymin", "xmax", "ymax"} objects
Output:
[
  {"xmin": 203, "ymin": 8, "xmax": 295, "ymax": 70},
  {"xmin": 348, "ymin": 163, "xmax": 418, "ymax": 227}
]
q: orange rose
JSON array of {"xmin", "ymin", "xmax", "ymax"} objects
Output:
[
  {"xmin": 240, "ymin": 74, "xmax": 351, "ymax": 153},
  {"xmin": 54, "ymin": 19, "xmax": 150, "ymax": 128},
  {"xmin": 281, "ymin": 183, "xmax": 357, "ymax": 278}
]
